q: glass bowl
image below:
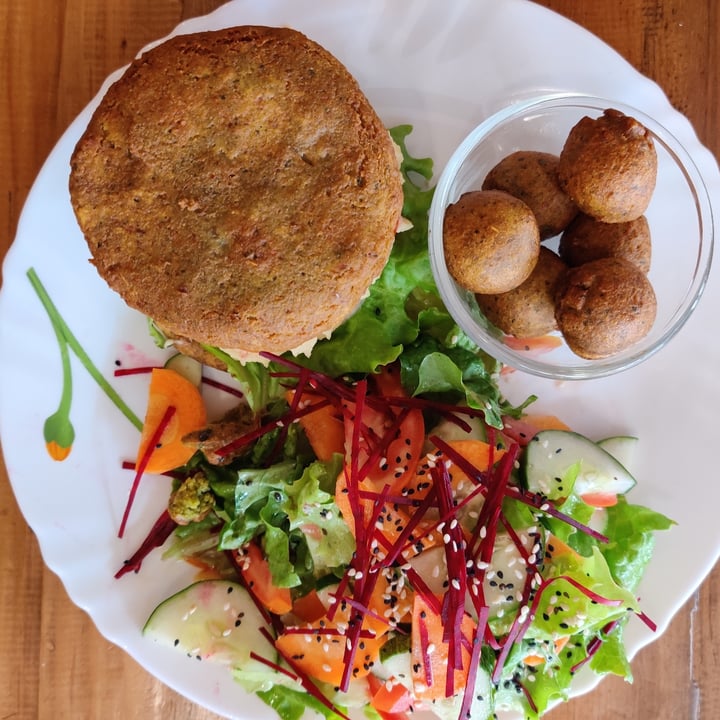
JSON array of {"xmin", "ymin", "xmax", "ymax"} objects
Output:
[{"xmin": 428, "ymin": 94, "xmax": 714, "ymax": 380}]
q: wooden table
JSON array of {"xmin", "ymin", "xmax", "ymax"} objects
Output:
[{"xmin": 1, "ymin": 1, "xmax": 718, "ymax": 718}]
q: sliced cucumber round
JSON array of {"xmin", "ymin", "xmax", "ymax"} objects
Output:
[
  {"xmin": 143, "ymin": 580, "xmax": 270, "ymax": 667},
  {"xmin": 523, "ymin": 429, "xmax": 637, "ymax": 501},
  {"xmin": 484, "ymin": 529, "xmax": 541, "ymax": 623},
  {"xmin": 164, "ymin": 352, "xmax": 203, "ymax": 387},
  {"xmin": 598, "ymin": 435, "xmax": 639, "ymax": 477}
]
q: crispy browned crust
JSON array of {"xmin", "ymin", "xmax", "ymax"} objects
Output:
[
  {"xmin": 557, "ymin": 109, "xmax": 657, "ymax": 223},
  {"xmin": 554, "ymin": 257, "xmax": 656, "ymax": 359},
  {"xmin": 476, "ymin": 247, "xmax": 567, "ymax": 338},
  {"xmin": 482, "ymin": 151, "xmax": 577, "ymax": 239},
  {"xmin": 70, "ymin": 26, "xmax": 403, "ymax": 354},
  {"xmin": 443, "ymin": 190, "xmax": 540, "ymax": 295},
  {"xmin": 559, "ymin": 213, "xmax": 652, "ymax": 273}
]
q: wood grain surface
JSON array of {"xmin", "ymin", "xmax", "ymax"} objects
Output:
[{"xmin": 1, "ymin": 1, "xmax": 718, "ymax": 719}]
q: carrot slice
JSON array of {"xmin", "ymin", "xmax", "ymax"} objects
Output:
[
  {"xmin": 502, "ymin": 413, "xmax": 570, "ymax": 445},
  {"xmin": 410, "ymin": 593, "xmax": 475, "ymax": 701},
  {"xmin": 287, "ymin": 389, "xmax": 345, "ymax": 462},
  {"xmin": 275, "ymin": 613, "xmax": 386, "ymax": 686},
  {"xmin": 523, "ymin": 636, "xmax": 571, "ymax": 666},
  {"xmin": 135, "ymin": 367, "xmax": 207, "ymax": 474},
  {"xmin": 234, "ymin": 542, "xmax": 293, "ymax": 615}
]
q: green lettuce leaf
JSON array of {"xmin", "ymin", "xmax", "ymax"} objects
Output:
[
  {"xmin": 291, "ymin": 125, "xmax": 525, "ymax": 427},
  {"xmin": 256, "ymin": 685, "xmax": 343, "ymax": 720},
  {"xmin": 529, "ymin": 545, "xmax": 640, "ymax": 640},
  {"xmin": 600, "ymin": 496, "xmax": 675, "ymax": 591},
  {"xmin": 217, "ymin": 454, "xmax": 353, "ymax": 588}
]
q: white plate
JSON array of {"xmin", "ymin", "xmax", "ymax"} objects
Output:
[{"xmin": 1, "ymin": 1, "xmax": 719, "ymax": 718}]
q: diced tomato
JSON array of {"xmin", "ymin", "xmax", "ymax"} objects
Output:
[
  {"xmin": 367, "ymin": 673, "xmax": 413, "ymax": 716},
  {"xmin": 579, "ymin": 492, "xmax": 619, "ymax": 508},
  {"xmin": 291, "ymin": 590, "xmax": 327, "ymax": 623}
]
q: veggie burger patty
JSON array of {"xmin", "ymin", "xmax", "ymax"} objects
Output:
[{"xmin": 69, "ymin": 26, "xmax": 403, "ymax": 355}]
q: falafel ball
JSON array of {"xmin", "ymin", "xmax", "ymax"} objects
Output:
[
  {"xmin": 476, "ymin": 246, "xmax": 567, "ymax": 337},
  {"xmin": 443, "ymin": 190, "xmax": 540, "ymax": 294},
  {"xmin": 558, "ymin": 108, "xmax": 657, "ymax": 223},
  {"xmin": 482, "ymin": 151, "xmax": 578, "ymax": 239},
  {"xmin": 559, "ymin": 213, "xmax": 652, "ymax": 273},
  {"xmin": 554, "ymin": 256, "xmax": 657, "ymax": 359}
]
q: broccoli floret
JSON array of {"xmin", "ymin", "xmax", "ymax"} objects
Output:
[{"xmin": 168, "ymin": 472, "xmax": 215, "ymax": 525}]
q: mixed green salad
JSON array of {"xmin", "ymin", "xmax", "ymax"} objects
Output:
[{"xmin": 105, "ymin": 128, "xmax": 673, "ymax": 720}]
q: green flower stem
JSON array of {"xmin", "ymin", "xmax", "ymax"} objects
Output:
[
  {"xmin": 27, "ymin": 267, "xmax": 143, "ymax": 431},
  {"xmin": 42, "ymin": 305, "xmax": 75, "ymax": 451}
]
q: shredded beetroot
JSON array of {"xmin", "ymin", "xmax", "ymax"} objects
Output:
[
  {"xmin": 458, "ymin": 606, "xmax": 489, "ymax": 720},
  {"xmin": 117, "ymin": 354, "xmax": 658, "ymax": 717},
  {"xmin": 201, "ymin": 375, "xmax": 244, "ymax": 398},
  {"xmin": 213, "ymin": 396, "xmax": 332, "ymax": 458},
  {"xmin": 114, "ymin": 509, "xmax": 177, "ymax": 578},
  {"xmin": 118, "ymin": 405, "xmax": 176, "ymax": 538},
  {"xmin": 114, "ymin": 365, "xmax": 158, "ymax": 376},
  {"xmin": 418, "ymin": 612, "xmax": 434, "ymax": 688}
]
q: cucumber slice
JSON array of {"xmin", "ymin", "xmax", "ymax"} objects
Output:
[
  {"xmin": 429, "ymin": 414, "xmax": 487, "ymax": 444},
  {"xmin": 164, "ymin": 353, "xmax": 203, "ymax": 387},
  {"xmin": 143, "ymin": 580, "xmax": 269, "ymax": 667},
  {"xmin": 485, "ymin": 529, "xmax": 541, "ymax": 622},
  {"xmin": 523, "ymin": 429, "xmax": 636, "ymax": 501},
  {"xmin": 598, "ymin": 435, "xmax": 639, "ymax": 476}
]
